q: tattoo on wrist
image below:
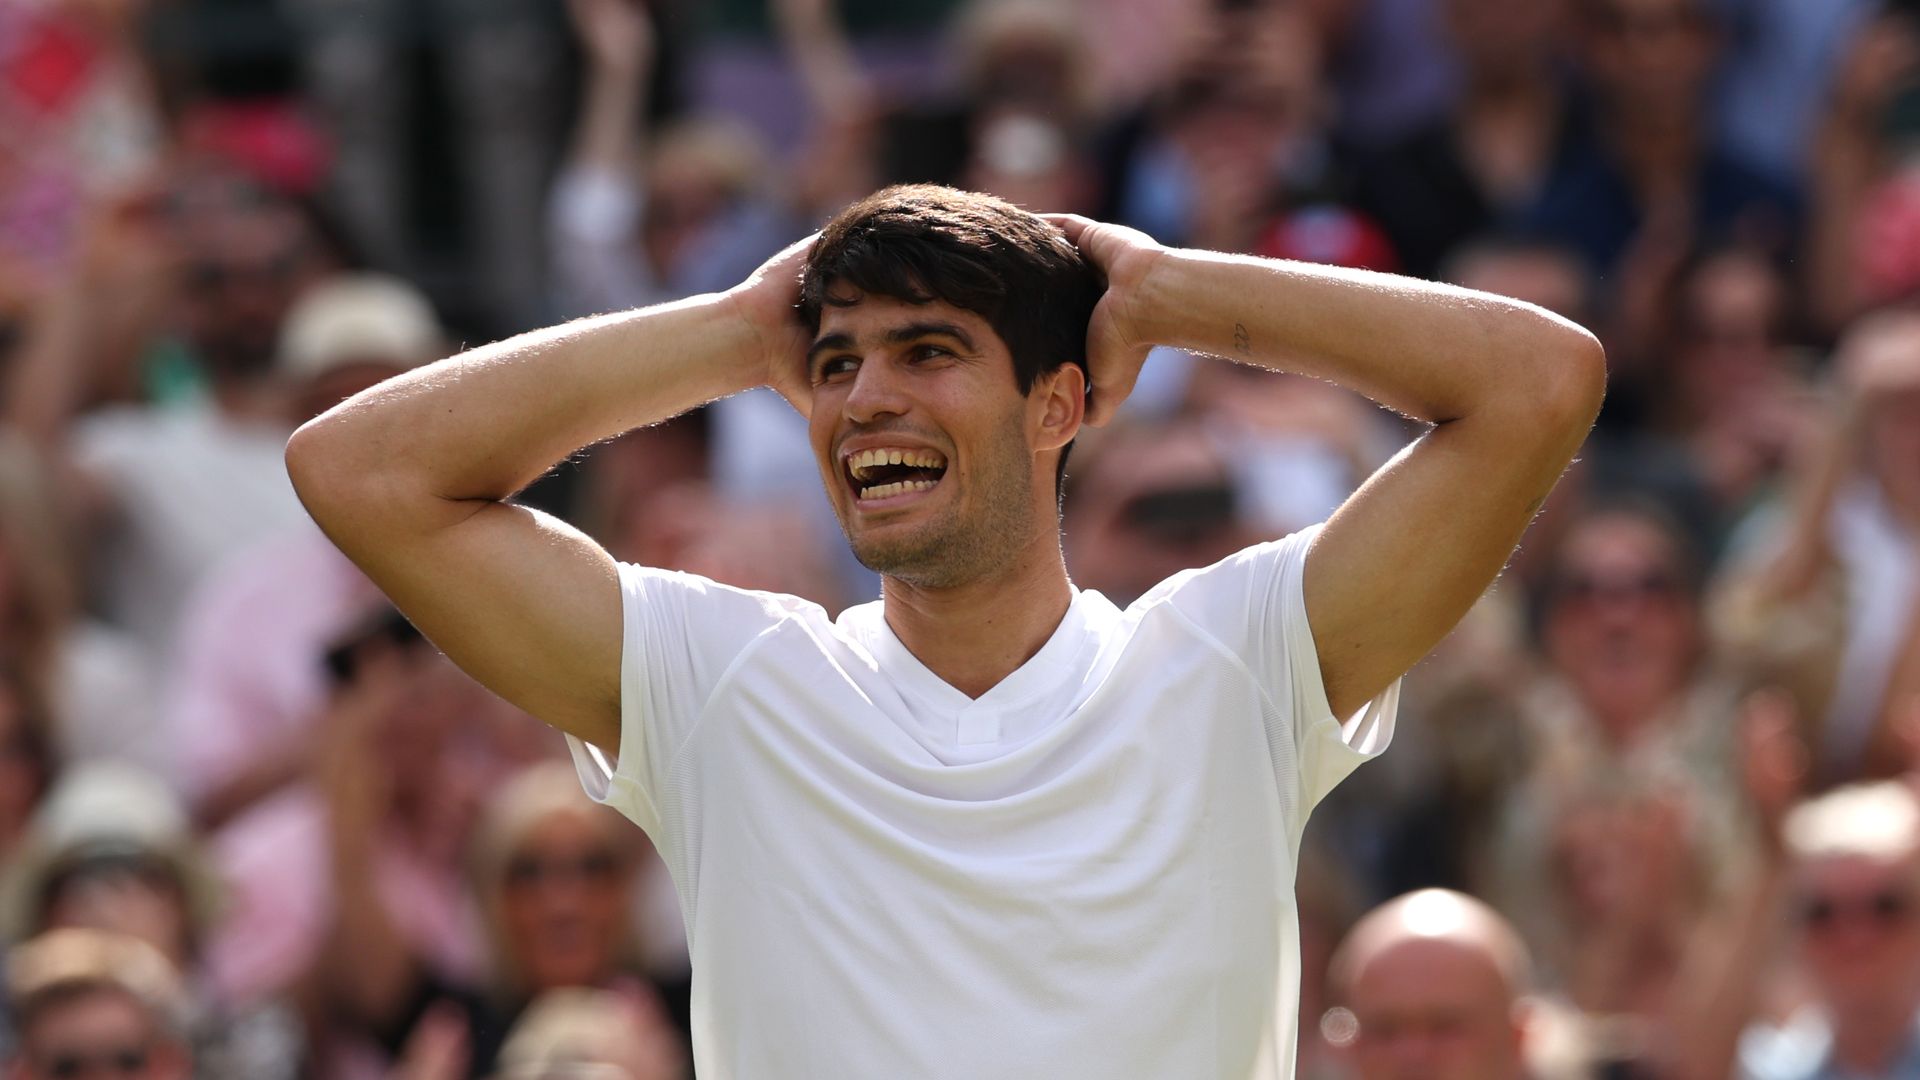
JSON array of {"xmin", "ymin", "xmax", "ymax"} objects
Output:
[{"xmin": 1232, "ymin": 322, "xmax": 1252, "ymax": 357}]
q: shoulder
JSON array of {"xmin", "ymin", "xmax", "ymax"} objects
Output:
[{"xmin": 1131, "ymin": 525, "xmax": 1322, "ymax": 616}]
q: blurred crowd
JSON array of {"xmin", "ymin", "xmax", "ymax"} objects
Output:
[{"xmin": 0, "ymin": 0, "xmax": 1918, "ymax": 1076}]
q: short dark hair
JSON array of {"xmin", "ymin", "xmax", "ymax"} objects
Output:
[{"xmin": 798, "ymin": 185, "xmax": 1103, "ymax": 491}]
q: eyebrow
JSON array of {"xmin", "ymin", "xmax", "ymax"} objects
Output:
[{"xmin": 806, "ymin": 321, "xmax": 977, "ymax": 368}]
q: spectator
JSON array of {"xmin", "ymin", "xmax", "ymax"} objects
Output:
[
  {"xmin": 324, "ymin": 761, "xmax": 680, "ymax": 1078},
  {"xmin": 1649, "ymin": 245, "xmax": 1818, "ymax": 524},
  {"xmin": 1064, "ymin": 417, "xmax": 1266, "ymax": 607},
  {"xmin": 0, "ymin": 762, "xmax": 304, "ymax": 1078},
  {"xmin": 1326, "ymin": 888, "xmax": 1532, "ymax": 1080},
  {"xmin": 3, "ymin": 929, "xmax": 191, "ymax": 1080},
  {"xmin": 1524, "ymin": 0, "xmax": 1799, "ymax": 330},
  {"xmin": 1714, "ymin": 310, "xmax": 1920, "ymax": 782},
  {"xmin": 205, "ymin": 611, "xmax": 535, "ymax": 1023},
  {"xmin": 163, "ymin": 273, "xmax": 443, "ymax": 826},
  {"xmin": 2, "ymin": 165, "xmax": 338, "ymax": 661},
  {"xmin": 1679, "ymin": 768, "xmax": 1920, "ymax": 1080},
  {"xmin": 0, "ymin": 0, "xmax": 164, "ymax": 313},
  {"xmin": 1805, "ymin": 4, "xmax": 1920, "ymax": 333},
  {"xmin": 1355, "ymin": 0, "xmax": 1575, "ymax": 279}
]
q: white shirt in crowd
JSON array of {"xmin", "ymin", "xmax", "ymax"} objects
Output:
[{"xmin": 569, "ymin": 524, "xmax": 1398, "ymax": 1079}]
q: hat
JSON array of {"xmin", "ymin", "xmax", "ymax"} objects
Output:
[
  {"xmin": 0, "ymin": 762, "xmax": 222, "ymax": 943},
  {"xmin": 277, "ymin": 273, "xmax": 445, "ymax": 380}
]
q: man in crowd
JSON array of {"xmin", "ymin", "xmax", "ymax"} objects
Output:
[
  {"xmin": 1331, "ymin": 888, "xmax": 1533, "ymax": 1080},
  {"xmin": 287, "ymin": 184, "xmax": 1603, "ymax": 1076},
  {"xmin": 4, "ymin": 929, "xmax": 193, "ymax": 1080}
]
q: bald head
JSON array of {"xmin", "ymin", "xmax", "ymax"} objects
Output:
[{"xmin": 1331, "ymin": 890, "xmax": 1530, "ymax": 1080}]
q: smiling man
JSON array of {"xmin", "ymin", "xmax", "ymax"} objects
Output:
[{"xmin": 287, "ymin": 185, "xmax": 1604, "ymax": 1078}]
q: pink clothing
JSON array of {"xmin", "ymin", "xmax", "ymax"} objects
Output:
[
  {"xmin": 164, "ymin": 523, "xmax": 381, "ymax": 808},
  {"xmin": 205, "ymin": 786, "xmax": 485, "ymax": 1004}
]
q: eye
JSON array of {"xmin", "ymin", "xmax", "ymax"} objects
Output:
[
  {"xmin": 815, "ymin": 355, "xmax": 858, "ymax": 382},
  {"xmin": 909, "ymin": 344, "xmax": 951, "ymax": 363}
]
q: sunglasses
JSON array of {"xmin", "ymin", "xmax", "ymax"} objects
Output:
[
  {"xmin": 504, "ymin": 850, "xmax": 622, "ymax": 890},
  {"xmin": 1555, "ymin": 569, "xmax": 1684, "ymax": 606},
  {"xmin": 32, "ymin": 1042, "xmax": 152, "ymax": 1078},
  {"xmin": 1799, "ymin": 888, "xmax": 1915, "ymax": 932}
]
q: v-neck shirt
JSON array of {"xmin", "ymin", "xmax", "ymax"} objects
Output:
[{"xmin": 568, "ymin": 523, "xmax": 1398, "ymax": 1079}]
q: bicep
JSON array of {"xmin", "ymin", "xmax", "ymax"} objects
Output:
[
  {"xmin": 335, "ymin": 498, "xmax": 625, "ymax": 752},
  {"xmin": 1303, "ymin": 414, "xmax": 1575, "ymax": 717}
]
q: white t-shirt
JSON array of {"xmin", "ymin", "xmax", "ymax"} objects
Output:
[{"xmin": 568, "ymin": 524, "xmax": 1398, "ymax": 1079}]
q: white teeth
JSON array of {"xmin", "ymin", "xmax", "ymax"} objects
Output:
[
  {"xmin": 846, "ymin": 447, "xmax": 948, "ymax": 480},
  {"xmin": 859, "ymin": 478, "xmax": 939, "ymax": 501}
]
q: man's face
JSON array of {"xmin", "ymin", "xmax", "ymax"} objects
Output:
[
  {"xmin": 1796, "ymin": 854, "xmax": 1920, "ymax": 1014},
  {"xmin": 499, "ymin": 812, "xmax": 632, "ymax": 992},
  {"xmin": 806, "ymin": 291, "xmax": 1054, "ymax": 588},
  {"xmin": 1585, "ymin": 0, "xmax": 1717, "ymax": 107},
  {"xmin": 14, "ymin": 989, "xmax": 188, "ymax": 1080},
  {"xmin": 1347, "ymin": 937, "xmax": 1526, "ymax": 1080},
  {"xmin": 1542, "ymin": 515, "xmax": 1698, "ymax": 731}
]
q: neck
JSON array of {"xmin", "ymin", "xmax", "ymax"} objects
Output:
[{"xmin": 880, "ymin": 532, "xmax": 1073, "ymax": 699}]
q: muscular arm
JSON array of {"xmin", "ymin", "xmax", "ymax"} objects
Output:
[
  {"xmin": 284, "ymin": 246, "xmax": 811, "ymax": 752},
  {"xmin": 1056, "ymin": 222, "xmax": 1605, "ymax": 717}
]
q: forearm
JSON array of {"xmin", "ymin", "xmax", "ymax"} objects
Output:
[
  {"xmin": 1132, "ymin": 249, "xmax": 1603, "ymax": 426},
  {"xmin": 288, "ymin": 294, "xmax": 764, "ymax": 524},
  {"xmin": 570, "ymin": 63, "xmax": 647, "ymax": 174}
]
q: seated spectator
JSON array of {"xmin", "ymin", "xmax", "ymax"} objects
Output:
[
  {"xmin": 324, "ymin": 761, "xmax": 682, "ymax": 1078},
  {"xmin": 1517, "ymin": 502, "xmax": 1741, "ymax": 796},
  {"xmin": 1713, "ymin": 310, "xmax": 1920, "ymax": 782},
  {"xmin": 1325, "ymin": 888, "xmax": 1532, "ymax": 1080},
  {"xmin": 163, "ymin": 273, "xmax": 443, "ymax": 826},
  {"xmin": 1688, "ymin": 778, "xmax": 1920, "ymax": 1080},
  {"xmin": 0, "ymin": 762, "xmax": 303, "ymax": 1077},
  {"xmin": 1753, "ymin": 780, "xmax": 1920, "ymax": 1077},
  {"xmin": 3, "ymin": 929, "xmax": 191, "ymax": 1080}
]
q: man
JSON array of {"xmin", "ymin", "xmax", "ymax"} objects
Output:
[
  {"xmin": 1738, "ymin": 781, "xmax": 1920, "ymax": 1080},
  {"xmin": 287, "ymin": 185, "xmax": 1604, "ymax": 1076},
  {"xmin": 4, "ymin": 929, "xmax": 193, "ymax": 1080},
  {"xmin": 1330, "ymin": 889, "xmax": 1532, "ymax": 1080}
]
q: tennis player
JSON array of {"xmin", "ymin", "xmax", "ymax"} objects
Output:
[{"xmin": 287, "ymin": 185, "xmax": 1604, "ymax": 1078}]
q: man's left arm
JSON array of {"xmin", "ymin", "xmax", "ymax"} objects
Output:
[{"xmin": 1053, "ymin": 217, "xmax": 1606, "ymax": 718}]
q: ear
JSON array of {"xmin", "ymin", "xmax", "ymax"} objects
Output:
[{"xmin": 1030, "ymin": 363, "xmax": 1086, "ymax": 454}]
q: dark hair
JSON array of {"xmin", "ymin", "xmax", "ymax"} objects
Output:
[{"xmin": 798, "ymin": 185, "xmax": 1103, "ymax": 491}]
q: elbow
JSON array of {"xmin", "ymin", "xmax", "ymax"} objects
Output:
[
  {"xmin": 285, "ymin": 412, "xmax": 374, "ymax": 526},
  {"xmin": 1531, "ymin": 325, "xmax": 1608, "ymax": 436}
]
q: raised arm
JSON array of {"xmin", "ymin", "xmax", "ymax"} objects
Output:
[
  {"xmin": 1052, "ymin": 215, "xmax": 1605, "ymax": 717},
  {"xmin": 284, "ymin": 240, "xmax": 814, "ymax": 752}
]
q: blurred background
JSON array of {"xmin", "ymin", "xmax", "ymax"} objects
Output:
[{"xmin": 1, "ymin": 0, "xmax": 1919, "ymax": 1077}]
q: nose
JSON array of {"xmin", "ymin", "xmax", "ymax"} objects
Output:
[{"xmin": 842, "ymin": 355, "xmax": 912, "ymax": 424}]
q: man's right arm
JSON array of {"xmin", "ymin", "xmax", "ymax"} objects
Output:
[{"xmin": 284, "ymin": 241, "xmax": 813, "ymax": 754}]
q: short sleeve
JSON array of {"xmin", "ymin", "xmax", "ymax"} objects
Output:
[
  {"xmin": 1153, "ymin": 523, "xmax": 1398, "ymax": 811},
  {"xmin": 566, "ymin": 563, "xmax": 808, "ymax": 837}
]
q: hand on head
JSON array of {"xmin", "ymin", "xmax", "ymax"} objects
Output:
[{"xmin": 1042, "ymin": 213, "xmax": 1165, "ymax": 426}]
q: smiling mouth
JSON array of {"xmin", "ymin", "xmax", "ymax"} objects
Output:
[{"xmin": 845, "ymin": 447, "xmax": 949, "ymax": 502}]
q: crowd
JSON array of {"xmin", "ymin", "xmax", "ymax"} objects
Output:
[{"xmin": 0, "ymin": 0, "xmax": 1917, "ymax": 1076}]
